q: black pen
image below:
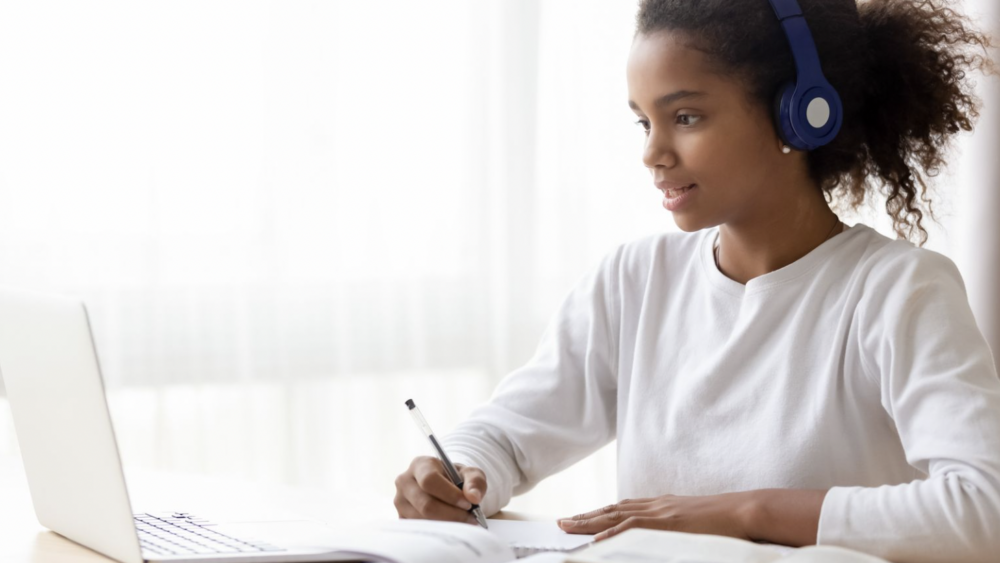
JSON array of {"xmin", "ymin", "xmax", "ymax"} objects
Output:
[{"xmin": 405, "ymin": 399, "xmax": 489, "ymax": 529}]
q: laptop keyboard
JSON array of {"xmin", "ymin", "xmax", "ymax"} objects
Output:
[{"xmin": 134, "ymin": 512, "xmax": 286, "ymax": 557}]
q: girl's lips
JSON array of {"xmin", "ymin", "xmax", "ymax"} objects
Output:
[
  {"xmin": 654, "ymin": 180, "xmax": 696, "ymax": 193},
  {"xmin": 662, "ymin": 184, "xmax": 697, "ymax": 211},
  {"xmin": 663, "ymin": 184, "xmax": 695, "ymax": 198}
]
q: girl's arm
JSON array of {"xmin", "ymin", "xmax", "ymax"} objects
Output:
[
  {"xmin": 440, "ymin": 243, "xmax": 625, "ymax": 517},
  {"xmin": 744, "ymin": 488, "xmax": 827, "ymax": 547},
  {"xmin": 815, "ymin": 249, "xmax": 1000, "ymax": 563}
]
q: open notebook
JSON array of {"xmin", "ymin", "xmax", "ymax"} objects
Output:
[
  {"xmin": 486, "ymin": 519, "xmax": 594, "ymax": 558},
  {"xmin": 319, "ymin": 518, "xmax": 592, "ymax": 563},
  {"xmin": 567, "ymin": 528, "xmax": 891, "ymax": 563}
]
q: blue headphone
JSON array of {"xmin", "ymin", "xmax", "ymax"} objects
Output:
[{"xmin": 767, "ymin": 0, "xmax": 843, "ymax": 151}]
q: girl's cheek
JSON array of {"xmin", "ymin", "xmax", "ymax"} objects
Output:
[{"xmin": 677, "ymin": 134, "xmax": 719, "ymax": 173}]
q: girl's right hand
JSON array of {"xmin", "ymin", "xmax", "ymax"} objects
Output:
[{"xmin": 393, "ymin": 456, "xmax": 488, "ymax": 524}]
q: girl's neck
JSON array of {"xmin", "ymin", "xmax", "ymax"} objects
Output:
[{"xmin": 714, "ymin": 186, "xmax": 842, "ymax": 285}]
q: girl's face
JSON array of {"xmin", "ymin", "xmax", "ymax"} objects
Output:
[{"xmin": 627, "ymin": 30, "xmax": 793, "ymax": 232}]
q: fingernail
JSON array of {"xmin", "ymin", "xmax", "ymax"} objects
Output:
[
  {"xmin": 458, "ymin": 499, "xmax": 472, "ymax": 510},
  {"xmin": 559, "ymin": 519, "xmax": 575, "ymax": 528},
  {"xmin": 468, "ymin": 488, "xmax": 481, "ymax": 502}
]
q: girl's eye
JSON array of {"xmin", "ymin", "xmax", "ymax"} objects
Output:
[
  {"xmin": 633, "ymin": 115, "xmax": 701, "ymax": 134},
  {"xmin": 677, "ymin": 114, "xmax": 702, "ymax": 127}
]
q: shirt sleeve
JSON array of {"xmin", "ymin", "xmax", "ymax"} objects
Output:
[
  {"xmin": 440, "ymin": 244, "xmax": 623, "ymax": 516},
  {"xmin": 817, "ymin": 248, "xmax": 1000, "ymax": 563}
]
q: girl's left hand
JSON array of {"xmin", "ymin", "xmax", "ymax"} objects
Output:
[{"xmin": 557, "ymin": 491, "xmax": 756, "ymax": 542}]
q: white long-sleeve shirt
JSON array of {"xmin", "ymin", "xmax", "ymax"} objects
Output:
[{"xmin": 442, "ymin": 223, "xmax": 1000, "ymax": 563}]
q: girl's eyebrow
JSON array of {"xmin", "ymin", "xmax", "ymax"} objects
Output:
[{"xmin": 628, "ymin": 90, "xmax": 707, "ymax": 111}]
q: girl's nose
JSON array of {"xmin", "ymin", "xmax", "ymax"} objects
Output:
[{"xmin": 642, "ymin": 133, "xmax": 678, "ymax": 170}]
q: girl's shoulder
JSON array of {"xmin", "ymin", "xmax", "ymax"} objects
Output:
[
  {"xmin": 608, "ymin": 224, "xmax": 965, "ymax": 294},
  {"xmin": 840, "ymin": 224, "xmax": 968, "ymax": 309},
  {"xmin": 848, "ymin": 223, "xmax": 963, "ymax": 285}
]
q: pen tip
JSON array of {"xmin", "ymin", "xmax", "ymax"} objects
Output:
[{"xmin": 405, "ymin": 399, "xmax": 415, "ymax": 409}]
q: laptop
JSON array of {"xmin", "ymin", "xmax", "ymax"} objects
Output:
[{"xmin": 0, "ymin": 288, "xmax": 361, "ymax": 562}]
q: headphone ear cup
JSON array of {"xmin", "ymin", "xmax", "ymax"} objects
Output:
[{"xmin": 772, "ymin": 82, "xmax": 797, "ymax": 149}]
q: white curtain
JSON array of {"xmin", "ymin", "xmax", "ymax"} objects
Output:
[
  {"xmin": 0, "ymin": 0, "xmax": 995, "ymax": 514},
  {"xmin": 0, "ymin": 0, "xmax": 655, "ymax": 389},
  {"xmin": 955, "ymin": 0, "xmax": 1000, "ymax": 364},
  {"xmin": 0, "ymin": 0, "xmax": 648, "ymax": 513}
]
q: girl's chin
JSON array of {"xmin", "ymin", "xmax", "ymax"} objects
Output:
[{"xmin": 670, "ymin": 215, "xmax": 713, "ymax": 233}]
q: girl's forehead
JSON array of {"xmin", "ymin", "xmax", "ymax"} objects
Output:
[
  {"xmin": 627, "ymin": 31, "xmax": 741, "ymax": 106},
  {"xmin": 627, "ymin": 31, "xmax": 713, "ymax": 86}
]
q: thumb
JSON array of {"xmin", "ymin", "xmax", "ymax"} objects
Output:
[{"xmin": 458, "ymin": 465, "xmax": 488, "ymax": 505}]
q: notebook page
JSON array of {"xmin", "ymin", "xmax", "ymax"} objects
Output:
[
  {"xmin": 518, "ymin": 553, "xmax": 571, "ymax": 563},
  {"xmin": 566, "ymin": 528, "xmax": 782, "ymax": 563},
  {"xmin": 335, "ymin": 519, "xmax": 516, "ymax": 563},
  {"xmin": 785, "ymin": 545, "xmax": 891, "ymax": 563},
  {"xmin": 487, "ymin": 519, "xmax": 594, "ymax": 558}
]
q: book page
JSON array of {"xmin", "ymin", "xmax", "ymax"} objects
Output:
[
  {"xmin": 334, "ymin": 519, "xmax": 516, "ymax": 563},
  {"xmin": 518, "ymin": 553, "xmax": 572, "ymax": 563},
  {"xmin": 567, "ymin": 528, "xmax": 782, "ymax": 563},
  {"xmin": 786, "ymin": 545, "xmax": 890, "ymax": 563},
  {"xmin": 487, "ymin": 519, "xmax": 594, "ymax": 557}
]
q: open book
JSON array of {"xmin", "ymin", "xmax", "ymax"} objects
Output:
[
  {"xmin": 487, "ymin": 519, "xmax": 593, "ymax": 557},
  {"xmin": 566, "ymin": 528, "xmax": 891, "ymax": 563},
  {"xmin": 325, "ymin": 518, "xmax": 592, "ymax": 563}
]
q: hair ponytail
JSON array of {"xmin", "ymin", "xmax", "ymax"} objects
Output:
[
  {"xmin": 636, "ymin": 0, "xmax": 997, "ymax": 246},
  {"xmin": 840, "ymin": 0, "xmax": 997, "ymax": 246}
]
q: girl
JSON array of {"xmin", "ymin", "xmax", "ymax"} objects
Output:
[{"xmin": 394, "ymin": 1, "xmax": 999, "ymax": 561}]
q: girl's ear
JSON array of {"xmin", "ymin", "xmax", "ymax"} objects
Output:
[{"xmin": 771, "ymin": 84, "xmax": 792, "ymax": 150}]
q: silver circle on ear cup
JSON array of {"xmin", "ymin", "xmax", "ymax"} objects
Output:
[{"xmin": 806, "ymin": 97, "xmax": 831, "ymax": 129}]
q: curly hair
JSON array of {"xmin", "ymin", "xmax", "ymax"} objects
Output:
[{"xmin": 636, "ymin": 0, "xmax": 997, "ymax": 246}]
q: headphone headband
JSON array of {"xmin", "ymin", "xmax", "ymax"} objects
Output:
[
  {"xmin": 766, "ymin": 0, "xmax": 843, "ymax": 151},
  {"xmin": 767, "ymin": 0, "xmax": 803, "ymax": 19}
]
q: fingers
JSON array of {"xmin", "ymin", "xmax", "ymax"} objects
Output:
[
  {"xmin": 565, "ymin": 499, "xmax": 648, "ymax": 524},
  {"xmin": 414, "ymin": 459, "xmax": 473, "ymax": 510},
  {"xmin": 593, "ymin": 516, "xmax": 652, "ymax": 542},
  {"xmin": 457, "ymin": 464, "xmax": 488, "ymax": 505},
  {"xmin": 558, "ymin": 501, "xmax": 653, "ymax": 536},
  {"xmin": 393, "ymin": 490, "xmax": 420, "ymax": 519},
  {"xmin": 395, "ymin": 470, "xmax": 475, "ymax": 523},
  {"xmin": 394, "ymin": 457, "xmax": 486, "ymax": 524},
  {"xmin": 573, "ymin": 502, "xmax": 622, "ymax": 522},
  {"xmin": 558, "ymin": 507, "xmax": 627, "ymax": 535}
]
